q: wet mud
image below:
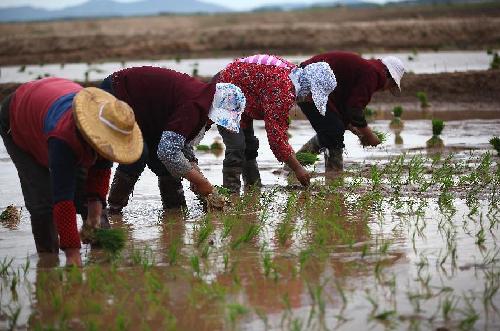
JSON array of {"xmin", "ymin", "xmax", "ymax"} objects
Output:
[{"xmin": 1, "ymin": 119, "xmax": 499, "ymax": 330}]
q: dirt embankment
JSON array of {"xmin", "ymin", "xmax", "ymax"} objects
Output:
[
  {"xmin": 1, "ymin": 3, "xmax": 500, "ymax": 65},
  {"xmin": 1, "ymin": 70, "xmax": 499, "ymax": 118}
]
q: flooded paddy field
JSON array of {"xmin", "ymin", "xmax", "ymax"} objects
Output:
[
  {"xmin": 1, "ymin": 117, "xmax": 499, "ymax": 330},
  {"xmin": 0, "ymin": 51, "xmax": 495, "ymax": 84}
]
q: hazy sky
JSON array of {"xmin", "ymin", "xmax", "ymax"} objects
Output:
[{"xmin": 0, "ymin": 0, "xmax": 388, "ymax": 10}]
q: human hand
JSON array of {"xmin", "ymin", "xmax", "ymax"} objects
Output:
[
  {"xmin": 294, "ymin": 167, "xmax": 311, "ymax": 187},
  {"xmin": 64, "ymin": 248, "xmax": 82, "ymax": 267}
]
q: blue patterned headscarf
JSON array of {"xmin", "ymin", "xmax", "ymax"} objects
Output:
[
  {"xmin": 208, "ymin": 83, "xmax": 246, "ymax": 133},
  {"xmin": 289, "ymin": 62, "xmax": 337, "ymax": 116}
]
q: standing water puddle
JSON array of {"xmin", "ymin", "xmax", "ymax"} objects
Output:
[
  {"xmin": 1, "ymin": 119, "xmax": 499, "ymax": 330},
  {"xmin": 0, "ymin": 50, "xmax": 494, "ymax": 83}
]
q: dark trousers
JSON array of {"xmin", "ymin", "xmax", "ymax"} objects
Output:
[
  {"xmin": 0, "ymin": 94, "xmax": 87, "ymax": 253},
  {"xmin": 298, "ymin": 102, "xmax": 345, "ymax": 149},
  {"xmin": 218, "ymin": 122, "xmax": 259, "ymax": 168}
]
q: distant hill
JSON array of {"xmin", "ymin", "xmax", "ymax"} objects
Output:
[
  {"xmin": 252, "ymin": 0, "xmax": 490, "ymax": 12},
  {"xmin": 0, "ymin": 0, "xmax": 230, "ymax": 22}
]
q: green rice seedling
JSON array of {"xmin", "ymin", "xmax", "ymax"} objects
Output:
[
  {"xmin": 196, "ymin": 144, "xmax": 210, "ymax": 151},
  {"xmin": 426, "ymin": 119, "xmax": 445, "ymax": 148},
  {"xmin": 93, "ymin": 228, "xmax": 126, "ymax": 254},
  {"xmin": 6, "ymin": 306, "xmax": 21, "ymax": 331},
  {"xmin": 167, "ymin": 238, "xmax": 180, "ymax": 266},
  {"xmin": 215, "ymin": 185, "xmax": 231, "ymax": 198},
  {"xmin": 364, "ymin": 107, "xmax": 376, "ymax": 117},
  {"xmin": 489, "ymin": 136, "xmax": 500, "ymax": 155},
  {"xmin": 416, "ymin": 91, "xmax": 430, "ymax": 109},
  {"xmin": 131, "ymin": 246, "xmax": 155, "ymax": 271},
  {"xmin": 296, "ymin": 151, "xmax": 319, "ymax": 167},
  {"xmin": 441, "ymin": 295, "xmax": 459, "ymax": 321},
  {"xmin": 231, "ymin": 223, "xmax": 260, "ymax": 249},
  {"xmin": 390, "ymin": 105, "xmax": 404, "ymax": 130},
  {"xmin": 490, "ymin": 52, "xmax": 500, "ymax": 70},
  {"xmin": 227, "ymin": 303, "xmax": 249, "ymax": 326},
  {"xmin": 192, "ymin": 62, "xmax": 199, "ymax": 77},
  {"xmin": 190, "ymin": 255, "xmax": 200, "ymax": 276},
  {"xmin": 196, "ymin": 216, "xmax": 213, "ymax": 247},
  {"xmin": 372, "ymin": 130, "xmax": 387, "ymax": 144},
  {"xmin": 0, "ymin": 257, "xmax": 13, "ymax": 277}
]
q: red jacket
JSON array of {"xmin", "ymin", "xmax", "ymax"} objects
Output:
[{"xmin": 217, "ymin": 56, "xmax": 296, "ymax": 162}]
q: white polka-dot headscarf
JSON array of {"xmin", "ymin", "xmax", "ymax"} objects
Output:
[
  {"xmin": 289, "ymin": 62, "xmax": 337, "ymax": 116},
  {"xmin": 208, "ymin": 83, "xmax": 246, "ymax": 133}
]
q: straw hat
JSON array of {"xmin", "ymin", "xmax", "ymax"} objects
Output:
[{"xmin": 73, "ymin": 87, "xmax": 143, "ymax": 164}]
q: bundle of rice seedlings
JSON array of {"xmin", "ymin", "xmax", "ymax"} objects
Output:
[
  {"xmin": 296, "ymin": 152, "xmax": 319, "ymax": 166},
  {"xmin": 489, "ymin": 136, "xmax": 500, "ymax": 155}
]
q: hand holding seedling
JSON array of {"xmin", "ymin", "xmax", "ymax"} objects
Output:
[
  {"xmin": 286, "ymin": 154, "xmax": 311, "ymax": 187},
  {"xmin": 356, "ymin": 126, "xmax": 382, "ymax": 146},
  {"xmin": 185, "ymin": 166, "xmax": 214, "ymax": 196}
]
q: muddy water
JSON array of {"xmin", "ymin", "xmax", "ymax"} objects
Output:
[
  {"xmin": 1, "ymin": 119, "xmax": 499, "ymax": 330},
  {"xmin": 0, "ymin": 51, "xmax": 493, "ymax": 83}
]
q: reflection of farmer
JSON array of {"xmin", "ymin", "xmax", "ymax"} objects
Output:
[
  {"xmin": 100, "ymin": 66, "xmax": 245, "ymax": 214},
  {"xmin": 215, "ymin": 54, "xmax": 337, "ymax": 192},
  {"xmin": 297, "ymin": 51, "xmax": 405, "ymax": 171},
  {"xmin": 0, "ymin": 77, "xmax": 143, "ymax": 266}
]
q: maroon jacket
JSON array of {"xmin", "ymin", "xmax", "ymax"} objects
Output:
[
  {"xmin": 301, "ymin": 51, "xmax": 387, "ymax": 127},
  {"xmin": 110, "ymin": 66, "xmax": 216, "ymax": 144}
]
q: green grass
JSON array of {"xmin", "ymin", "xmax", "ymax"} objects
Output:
[{"xmin": 196, "ymin": 144, "xmax": 210, "ymax": 151}]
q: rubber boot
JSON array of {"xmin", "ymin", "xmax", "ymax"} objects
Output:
[
  {"xmin": 242, "ymin": 159, "xmax": 262, "ymax": 188},
  {"xmin": 158, "ymin": 176, "xmax": 186, "ymax": 210},
  {"xmin": 107, "ymin": 170, "xmax": 139, "ymax": 216},
  {"xmin": 297, "ymin": 135, "xmax": 322, "ymax": 154},
  {"xmin": 325, "ymin": 147, "xmax": 344, "ymax": 172},
  {"xmin": 30, "ymin": 214, "xmax": 59, "ymax": 253},
  {"xmin": 222, "ymin": 166, "xmax": 243, "ymax": 193}
]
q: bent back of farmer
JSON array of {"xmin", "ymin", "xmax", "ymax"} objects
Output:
[
  {"xmin": 101, "ymin": 66, "xmax": 245, "ymax": 214},
  {"xmin": 298, "ymin": 51, "xmax": 405, "ymax": 171},
  {"xmin": 215, "ymin": 54, "xmax": 337, "ymax": 192},
  {"xmin": 0, "ymin": 77, "xmax": 142, "ymax": 266}
]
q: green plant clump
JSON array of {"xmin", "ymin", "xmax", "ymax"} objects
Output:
[
  {"xmin": 392, "ymin": 106, "xmax": 403, "ymax": 118},
  {"xmin": 296, "ymin": 152, "xmax": 319, "ymax": 166},
  {"xmin": 432, "ymin": 119, "xmax": 445, "ymax": 136},
  {"xmin": 93, "ymin": 228, "xmax": 126, "ymax": 254},
  {"xmin": 416, "ymin": 91, "xmax": 430, "ymax": 109},
  {"xmin": 364, "ymin": 107, "xmax": 376, "ymax": 117},
  {"xmin": 489, "ymin": 136, "xmax": 500, "ymax": 155},
  {"xmin": 373, "ymin": 130, "xmax": 387, "ymax": 144}
]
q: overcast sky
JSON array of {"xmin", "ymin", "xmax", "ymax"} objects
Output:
[{"xmin": 0, "ymin": 0, "xmax": 389, "ymax": 10}]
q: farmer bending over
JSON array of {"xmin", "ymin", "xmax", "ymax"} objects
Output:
[
  {"xmin": 297, "ymin": 51, "xmax": 405, "ymax": 171},
  {"xmin": 215, "ymin": 54, "xmax": 337, "ymax": 192},
  {"xmin": 0, "ymin": 77, "xmax": 143, "ymax": 266},
  {"xmin": 100, "ymin": 66, "xmax": 245, "ymax": 214}
]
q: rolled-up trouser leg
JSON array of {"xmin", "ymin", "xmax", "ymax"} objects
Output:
[
  {"xmin": 1, "ymin": 95, "xmax": 59, "ymax": 252},
  {"xmin": 218, "ymin": 125, "xmax": 245, "ymax": 193}
]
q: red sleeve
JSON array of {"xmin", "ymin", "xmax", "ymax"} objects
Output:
[
  {"xmin": 262, "ymin": 73, "xmax": 295, "ymax": 163},
  {"xmin": 53, "ymin": 200, "xmax": 81, "ymax": 249}
]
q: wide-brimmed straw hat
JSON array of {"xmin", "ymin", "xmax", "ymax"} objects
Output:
[{"xmin": 73, "ymin": 87, "xmax": 143, "ymax": 164}]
